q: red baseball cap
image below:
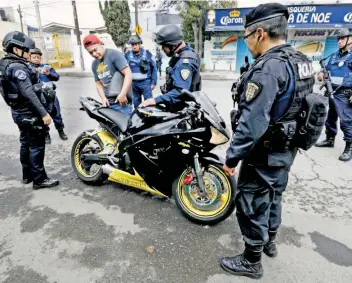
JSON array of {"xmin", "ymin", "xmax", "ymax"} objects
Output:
[{"xmin": 83, "ymin": 34, "xmax": 101, "ymax": 48}]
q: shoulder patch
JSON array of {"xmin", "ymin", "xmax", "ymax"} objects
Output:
[
  {"xmin": 182, "ymin": 58, "xmax": 189, "ymax": 64},
  {"xmin": 297, "ymin": 61, "xmax": 315, "ymax": 79},
  {"xmin": 180, "ymin": 69, "xmax": 191, "ymax": 80},
  {"xmin": 14, "ymin": 69, "xmax": 27, "ymax": 81},
  {"xmin": 245, "ymin": 81, "xmax": 262, "ymax": 103}
]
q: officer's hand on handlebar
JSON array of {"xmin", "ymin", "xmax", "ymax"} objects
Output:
[
  {"xmin": 42, "ymin": 114, "xmax": 52, "ymax": 125},
  {"xmin": 141, "ymin": 98, "xmax": 156, "ymax": 107},
  {"xmin": 349, "ymin": 95, "xmax": 352, "ymax": 104}
]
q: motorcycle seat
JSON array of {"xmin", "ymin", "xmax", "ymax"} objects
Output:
[{"xmin": 97, "ymin": 108, "xmax": 130, "ymax": 132}]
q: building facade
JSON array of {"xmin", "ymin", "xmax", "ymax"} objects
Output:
[{"xmin": 205, "ymin": 4, "xmax": 352, "ymax": 72}]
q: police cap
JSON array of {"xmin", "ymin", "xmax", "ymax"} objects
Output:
[
  {"xmin": 243, "ymin": 3, "xmax": 289, "ymax": 29},
  {"xmin": 336, "ymin": 28, "xmax": 352, "ymax": 39}
]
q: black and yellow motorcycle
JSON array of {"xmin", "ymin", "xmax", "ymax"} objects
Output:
[{"xmin": 71, "ymin": 81, "xmax": 236, "ymax": 225}]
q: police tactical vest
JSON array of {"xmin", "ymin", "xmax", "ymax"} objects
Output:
[
  {"xmin": 266, "ymin": 47, "xmax": 326, "ymax": 151},
  {"xmin": 168, "ymin": 48, "xmax": 202, "ymax": 92},
  {"xmin": 128, "ymin": 50, "xmax": 149, "ymax": 81},
  {"xmin": 239, "ymin": 45, "xmax": 323, "ymax": 152},
  {"xmin": 327, "ymin": 50, "xmax": 352, "ymax": 88},
  {"xmin": 0, "ymin": 57, "xmax": 31, "ymax": 108}
]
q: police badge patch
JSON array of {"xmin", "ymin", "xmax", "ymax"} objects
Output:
[
  {"xmin": 14, "ymin": 70, "xmax": 27, "ymax": 81},
  {"xmin": 180, "ymin": 69, "xmax": 190, "ymax": 80},
  {"xmin": 245, "ymin": 81, "xmax": 261, "ymax": 103}
]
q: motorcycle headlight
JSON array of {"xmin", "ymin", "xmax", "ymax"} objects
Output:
[{"xmin": 210, "ymin": 126, "xmax": 229, "ymax": 145}]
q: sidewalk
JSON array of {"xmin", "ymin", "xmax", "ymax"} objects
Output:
[{"xmin": 56, "ymin": 67, "xmax": 240, "ymax": 81}]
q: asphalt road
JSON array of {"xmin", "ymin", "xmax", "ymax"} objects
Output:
[{"xmin": 0, "ymin": 78, "xmax": 352, "ymax": 283}]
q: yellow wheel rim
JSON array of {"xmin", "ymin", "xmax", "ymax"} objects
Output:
[
  {"xmin": 74, "ymin": 137, "xmax": 102, "ymax": 178},
  {"xmin": 177, "ymin": 165, "xmax": 232, "ymax": 218}
]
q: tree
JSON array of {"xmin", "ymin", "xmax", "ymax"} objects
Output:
[
  {"xmin": 177, "ymin": 0, "xmax": 238, "ymax": 59},
  {"xmin": 99, "ymin": 0, "xmax": 131, "ymax": 48}
]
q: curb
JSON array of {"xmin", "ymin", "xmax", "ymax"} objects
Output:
[{"xmin": 57, "ymin": 71, "xmax": 239, "ymax": 81}]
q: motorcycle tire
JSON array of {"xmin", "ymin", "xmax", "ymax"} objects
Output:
[
  {"xmin": 71, "ymin": 130, "xmax": 108, "ymax": 186},
  {"xmin": 172, "ymin": 162, "xmax": 236, "ymax": 226}
]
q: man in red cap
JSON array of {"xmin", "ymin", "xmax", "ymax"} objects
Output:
[{"xmin": 83, "ymin": 34, "xmax": 133, "ymax": 116}]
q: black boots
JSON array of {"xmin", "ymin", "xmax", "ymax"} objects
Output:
[
  {"xmin": 58, "ymin": 129, "xmax": 68, "ymax": 140},
  {"xmin": 264, "ymin": 231, "xmax": 278, "ymax": 258},
  {"xmin": 220, "ymin": 247, "xmax": 263, "ymax": 279},
  {"xmin": 45, "ymin": 133, "xmax": 51, "ymax": 144},
  {"xmin": 315, "ymin": 136, "xmax": 335, "ymax": 147},
  {"xmin": 339, "ymin": 142, "xmax": 352, "ymax": 161},
  {"xmin": 33, "ymin": 178, "xmax": 59, "ymax": 189}
]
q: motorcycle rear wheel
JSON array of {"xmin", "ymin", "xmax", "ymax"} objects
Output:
[
  {"xmin": 71, "ymin": 130, "xmax": 108, "ymax": 186},
  {"xmin": 172, "ymin": 163, "xmax": 236, "ymax": 226}
]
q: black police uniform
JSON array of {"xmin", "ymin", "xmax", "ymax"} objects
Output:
[
  {"xmin": 220, "ymin": 3, "xmax": 315, "ymax": 279},
  {"xmin": 0, "ymin": 33, "xmax": 59, "ymax": 188}
]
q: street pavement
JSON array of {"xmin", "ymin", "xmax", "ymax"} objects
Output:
[{"xmin": 0, "ymin": 78, "xmax": 352, "ymax": 283}]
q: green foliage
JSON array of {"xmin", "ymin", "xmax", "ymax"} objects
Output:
[{"xmin": 99, "ymin": 0, "xmax": 131, "ymax": 47}]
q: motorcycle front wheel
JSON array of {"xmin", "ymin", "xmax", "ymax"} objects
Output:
[{"xmin": 172, "ymin": 163, "xmax": 236, "ymax": 226}]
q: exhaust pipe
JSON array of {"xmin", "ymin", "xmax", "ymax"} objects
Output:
[{"xmin": 102, "ymin": 164, "xmax": 115, "ymax": 175}]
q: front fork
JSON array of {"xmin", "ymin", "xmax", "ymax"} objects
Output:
[{"xmin": 193, "ymin": 153, "xmax": 206, "ymax": 197}]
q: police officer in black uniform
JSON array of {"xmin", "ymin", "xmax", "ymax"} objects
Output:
[
  {"xmin": 220, "ymin": 4, "xmax": 315, "ymax": 279},
  {"xmin": 0, "ymin": 31, "xmax": 59, "ymax": 189},
  {"xmin": 141, "ymin": 24, "xmax": 201, "ymax": 109}
]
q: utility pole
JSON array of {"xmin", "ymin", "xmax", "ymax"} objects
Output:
[
  {"xmin": 34, "ymin": 0, "xmax": 48, "ymax": 63},
  {"xmin": 71, "ymin": 0, "xmax": 85, "ymax": 71},
  {"xmin": 17, "ymin": 5, "xmax": 24, "ymax": 33},
  {"xmin": 134, "ymin": 0, "xmax": 138, "ymax": 28}
]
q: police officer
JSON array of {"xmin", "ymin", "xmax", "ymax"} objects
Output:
[
  {"xmin": 220, "ymin": 4, "xmax": 315, "ymax": 279},
  {"xmin": 141, "ymin": 24, "xmax": 201, "ymax": 109},
  {"xmin": 315, "ymin": 28, "xmax": 352, "ymax": 162},
  {"xmin": 29, "ymin": 48, "xmax": 68, "ymax": 143},
  {"xmin": 0, "ymin": 31, "xmax": 59, "ymax": 189},
  {"xmin": 125, "ymin": 35, "xmax": 157, "ymax": 108},
  {"xmin": 155, "ymin": 47, "xmax": 163, "ymax": 77}
]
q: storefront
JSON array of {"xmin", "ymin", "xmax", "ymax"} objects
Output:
[{"xmin": 204, "ymin": 4, "xmax": 352, "ymax": 72}]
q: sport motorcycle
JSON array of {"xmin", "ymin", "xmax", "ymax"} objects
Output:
[{"xmin": 71, "ymin": 75, "xmax": 236, "ymax": 225}]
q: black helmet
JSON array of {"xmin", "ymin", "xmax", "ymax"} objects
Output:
[
  {"xmin": 29, "ymin": 48, "xmax": 42, "ymax": 55},
  {"xmin": 128, "ymin": 35, "xmax": 142, "ymax": 45},
  {"xmin": 337, "ymin": 28, "xmax": 352, "ymax": 39},
  {"xmin": 155, "ymin": 24, "xmax": 183, "ymax": 46},
  {"xmin": 2, "ymin": 31, "xmax": 35, "ymax": 53}
]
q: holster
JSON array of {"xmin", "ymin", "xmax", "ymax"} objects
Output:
[
  {"xmin": 261, "ymin": 122, "xmax": 297, "ymax": 153},
  {"xmin": 20, "ymin": 117, "xmax": 44, "ymax": 131}
]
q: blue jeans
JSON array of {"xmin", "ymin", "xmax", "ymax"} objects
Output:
[{"xmin": 110, "ymin": 103, "xmax": 133, "ymax": 116}]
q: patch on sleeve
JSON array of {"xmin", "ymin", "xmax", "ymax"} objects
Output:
[
  {"xmin": 297, "ymin": 61, "xmax": 315, "ymax": 79},
  {"xmin": 180, "ymin": 69, "xmax": 191, "ymax": 80},
  {"xmin": 14, "ymin": 69, "xmax": 27, "ymax": 81},
  {"xmin": 182, "ymin": 58, "xmax": 189, "ymax": 64},
  {"xmin": 245, "ymin": 81, "xmax": 262, "ymax": 103}
]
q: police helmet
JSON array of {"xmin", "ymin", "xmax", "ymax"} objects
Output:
[
  {"xmin": 128, "ymin": 35, "xmax": 142, "ymax": 45},
  {"xmin": 155, "ymin": 24, "xmax": 183, "ymax": 46},
  {"xmin": 2, "ymin": 31, "xmax": 35, "ymax": 53},
  {"xmin": 29, "ymin": 48, "xmax": 42, "ymax": 55},
  {"xmin": 337, "ymin": 28, "xmax": 352, "ymax": 39}
]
